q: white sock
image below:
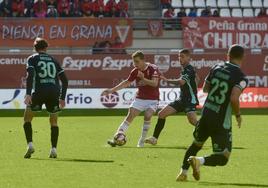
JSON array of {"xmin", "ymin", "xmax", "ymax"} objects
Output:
[
  {"xmin": 180, "ymin": 168, "xmax": 188, "ymax": 175},
  {"xmin": 196, "ymin": 157, "xmax": 205, "ymax": 165},
  {"xmin": 140, "ymin": 121, "xmax": 150, "ymax": 141},
  {"xmin": 28, "ymin": 142, "xmax": 33, "ymax": 148},
  {"xmin": 117, "ymin": 120, "xmax": 130, "ymax": 134}
]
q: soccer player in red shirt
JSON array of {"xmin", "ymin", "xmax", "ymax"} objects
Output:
[{"xmin": 102, "ymin": 51, "xmax": 160, "ymax": 147}]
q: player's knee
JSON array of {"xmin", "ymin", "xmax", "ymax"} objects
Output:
[
  {"xmin": 24, "ymin": 108, "xmax": 33, "ymax": 122},
  {"xmin": 188, "ymin": 118, "xmax": 197, "ymax": 126},
  {"xmin": 193, "ymin": 142, "xmax": 203, "ymax": 148},
  {"xmin": 49, "ymin": 116, "xmax": 58, "ymax": 126},
  {"xmin": 126, "ymin": 112, "xmax": 136, "ymax": 122},
  {"xmin": 144, "ymin": 112, "xmax": 153, "ymax": 121},
  {"xmin": 158, "ymin": 110, "xmax": 167, "ymax": 119}
]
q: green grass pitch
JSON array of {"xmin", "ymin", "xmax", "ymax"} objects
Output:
[{"xmin": 0, "ymin": 115, "xmax": 268, "ymax": 188}]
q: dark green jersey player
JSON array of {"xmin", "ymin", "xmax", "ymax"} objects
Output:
[
  {"xmin": 23, "ymin": 38, "xmax": 68, "ymax": 159},
  {"xmin": 176, "ymin": 44, "xmax": 248, "ymax": 182},
  {"xmin": 145, "ymin": 49, "xmax": 199, "ymax": 146},
  {"xmin": 180, "ymin": 63, "xmax": 198, "ymax": 107}
]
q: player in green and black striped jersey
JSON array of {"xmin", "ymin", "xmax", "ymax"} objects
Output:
[
  {"xmin": 145, "ymin": 49, "xmax": 199, "ymax": 145},
  {"xmin": 176, "ymin": 44, "xmax": 248, "ymax": 181}
]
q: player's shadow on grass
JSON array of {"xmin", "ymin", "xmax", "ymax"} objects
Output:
[
  {"xmin": 200, "ymin": 181, "xmax": 268, "ymax": 187},
  {"xmin": 31, "ymin": 158, "xmax": 114, "ymax": 163},
  {"xmin": 121, "ymin": 146, "xmax": 188, "ymax": 150},
  {"xmin": 121, "ymin": 146, "xmax": 246, "ymax": 150}
]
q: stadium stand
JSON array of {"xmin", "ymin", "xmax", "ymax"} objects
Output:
[
  {"xmin": 240, "ymin": 0, "xmax": 251, "ymax": 8},
  {"xmin": 206, "ymin": 0, "xmax": 217, "ymax": 7},
  {"xmin": 162, "ymin": 0, "xmax": 267, "ymax": 17},
  {"xmin": 220, "ymin": 8, "xmax": 231, "ymax": 16},
  {"xmin": 243, "ymin": 8, "xmax": 254, "ymax": 17},
  {"xmin": 231, "ymin": 8, "xmax": 243, "ymax": 17},
  {"xmin": 0, "ymin": 0, "xmax": 129, "ymax": 18},
  {"xmin": 264, "ymin": 0, "xmax": 268, "ymax": 7},
  {"xmin": 229, "ymin": 0, "xmax": 240, "ymax": 8}
]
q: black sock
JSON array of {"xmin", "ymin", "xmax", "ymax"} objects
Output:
[
  {"xmin": 181, "ymin": 143, "xmax": 202, "ymax": 170},
  {"xmin": 51, "ymin": 126, "xmax": 59, "ymax": 148},
  {"xmin": 204, "ymin": 154, "xmax": 228, "ymax": 166},
  {"xmin": 152, "ymin": 118, "xmax": 166, "ymax": 139},
  {"xmin": 23, "ymin": 122, "xmax": 32, "ymax": 143}
]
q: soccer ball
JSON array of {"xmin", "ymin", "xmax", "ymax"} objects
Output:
[{"xmin": 114, "ymin": 132, "xmax": 127, "ymax": 146}]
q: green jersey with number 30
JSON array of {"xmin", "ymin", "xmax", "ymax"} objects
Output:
[
  {"xmin": 203, "ymin": 61, "xmax": 248, "ymax": 128},
  {"xmin": 26, "ymin": 52, "xmax": 64, "ymax": 92}
]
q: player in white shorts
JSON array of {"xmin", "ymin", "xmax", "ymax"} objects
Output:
[{"xmin": 102, "ymin": 50, "xmax": 160, "ymax": 147}]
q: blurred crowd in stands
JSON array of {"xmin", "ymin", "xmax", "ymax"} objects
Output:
[
  {"xmin": 92, "ymin": 36, "xmax": 126, "ymax": 54},
  {"xmin": 164, "ymin": 6, "xmax": 220, "ymax": 18},
  {"xmin": 0, "ymin": 0, "xmax": 129, "ymax": 18}
]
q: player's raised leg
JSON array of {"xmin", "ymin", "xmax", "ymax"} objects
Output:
[
  {"xmin": 23, "ymin": 107, "xmax": 35, "ymax": 159},
  {"xmin": 137, "ymin": 108, "xmax": 155, "ymax": 147},
  {"xmin": 108, "ymin": 107, "xmax": 141, "ymax": 147},
  {"xmin": 118, "ymin": 107, "xmax": 141, "ymax": 134},
  {"xmin": 49, "ymin": 113, "xmax": 59, "ymax": 158},
  {"xmin": 145, "ymin": 105, "xmax": 176, "ymax": 145}
]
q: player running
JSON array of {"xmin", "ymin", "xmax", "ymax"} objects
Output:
[
  {"xmin": 145, "ymin": 49, "xmax": 199, "ymax": 145},
  {"xmin": 176, "ymin": 44, "xmax": 248, "ymax": 181},
  {"xmin": 23, "ymin": 38, "xmax": 68, "ymax": 159},
  {"xmin": 102, "ymin": 50, "xmax": 160, "ymax": 147}
]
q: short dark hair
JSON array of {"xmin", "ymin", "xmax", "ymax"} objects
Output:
[
  {"xmin": 34, "ymin": 37, "xmax": 48, "ymax": 51},
  {"xmin": 228, "ymin": 44, "xmax": 244, "ymax": 60},
  {"xmin": 179, "ymin": 49, "xmax": 190, "ymax": 56},
  {"xmin": 132, "ymin": 50, "xmax": 144, "ymax": 60}
]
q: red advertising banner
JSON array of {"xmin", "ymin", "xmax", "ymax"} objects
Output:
[
  {"xmin": 0, "ymin": 18, "xmax": 133, "ymax": 47},
  {"xmin": 0, "ymin": 53, "xmax": 267, "ymax": 89},
  {"xmin": 240, "ymin": 88, "xmax": 268, "ymax": 108},
  {"xmin": 197, "ymin": 88, "xmax": 268, "ymax": 108},
  {"xmin": 182, "ymin": 17, "xmax": 268, "ymax": 49},
  {"xmin": 147, "ymin": 20, "xmax": 163, "ymax": 37}
]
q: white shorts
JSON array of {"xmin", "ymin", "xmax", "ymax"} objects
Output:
[{"xmin": 130, "ymin": 98, "xmax": 159, "ymax": 112}]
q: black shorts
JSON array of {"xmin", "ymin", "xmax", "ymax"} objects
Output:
[
  {"xmin": 30, "ymin": 90, "xmax": 61, "ymax": 113},
  {"xmin": 168, "ymin": 99, "xmax": 196, "ymax": 113},
  {"xmin": 193, "ymin": 115, "xmax": 232, "ymax": 153}
]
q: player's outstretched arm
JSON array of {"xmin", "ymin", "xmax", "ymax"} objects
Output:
[
  {"xmin": 163, "ymin": 78, "xmax": 186, "ymax": 86},
  {"xmin": 102, "ymin": 80, "xmax": 132, "ymax": 96},
  {"xmin": 230, "ymin": 87, "xmax": 242, "ymax": 128}
]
